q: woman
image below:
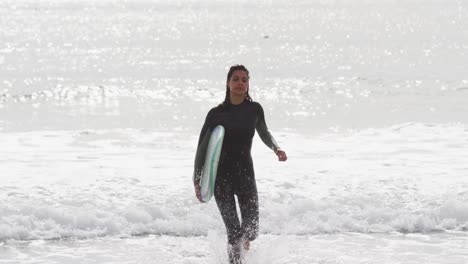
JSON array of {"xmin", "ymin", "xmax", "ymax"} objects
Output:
[{"xmin": 193, "ymin": 65, "xmax": 287, "ymax": 264}]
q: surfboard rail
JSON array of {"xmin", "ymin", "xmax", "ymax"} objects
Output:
[{"xmin": 200, "ymin": 125, "xmax": 225, "ymax": 202}]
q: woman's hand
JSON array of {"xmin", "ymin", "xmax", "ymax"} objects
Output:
[
  {"xmin": 194, "ymin": 181, "xmax": 203, "ymax": 202},
  {"xmin": 275, "ymin": 149, "xmax": 287, "ymax": 161}
]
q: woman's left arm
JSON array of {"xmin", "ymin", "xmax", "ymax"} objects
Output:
[
  {"xmin": 274, "ymin": 149, "xmax": 287, "ymax": 162},
  {"xmin": 255, "ymin": 103, "xmax": 287, "ymax": 162}
]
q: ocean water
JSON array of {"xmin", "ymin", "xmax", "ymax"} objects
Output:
[{"xmin": 1, "ymin": 0, "xmax": 468, "ymax": 263}]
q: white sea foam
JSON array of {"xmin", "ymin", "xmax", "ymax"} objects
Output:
[
  {"xmin": 1, "ymin": 123, "xmax": 467, "ymax": 241},
  {"xmin": 2, "ymin": 186, "xmax": 466, "ymax": 242}
]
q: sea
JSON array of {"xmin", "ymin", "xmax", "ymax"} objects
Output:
[{"xmin": 1, "ymin": 0, "xmax": 467, "ymax": 263}]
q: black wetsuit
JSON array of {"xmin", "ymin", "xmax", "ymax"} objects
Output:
[{"xmin": 193, "ymin": 100, "xmax": 280, "ymax": 263}]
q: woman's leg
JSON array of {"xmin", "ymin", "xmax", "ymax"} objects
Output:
[
  {"xmin": 237, "ymin": 180, "xmax": 259, "ymax": 243},
  {"xmin": 214, "ymin": 179, "xmax": 244, "ymax": 264}
]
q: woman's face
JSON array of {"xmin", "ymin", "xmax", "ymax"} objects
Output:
[{"xmin": 227, "ymin": 70, "xmax": 249, "ymax": 96}]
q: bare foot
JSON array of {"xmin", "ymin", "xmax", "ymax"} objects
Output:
[{"xmin": 243, "ymin": 240, "xmax": 250, "ymax": 250}]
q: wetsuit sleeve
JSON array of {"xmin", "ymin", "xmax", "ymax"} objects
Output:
[
  {"xmin": 193, "ymin": 108, "xmax": 214, "ymax": 183},
  {"xmin": 255, "ymin": 103, "xmax": 280, "ymax": 151}
]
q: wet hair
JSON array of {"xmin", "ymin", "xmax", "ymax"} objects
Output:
[{"xmin": 222, "ymin": 65, "xmax": 253, "ymax": 106}]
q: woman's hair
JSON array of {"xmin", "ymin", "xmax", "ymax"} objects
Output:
[{"xmin": 222, "ymin": 64, "xmax": 253, "ymax": 105}]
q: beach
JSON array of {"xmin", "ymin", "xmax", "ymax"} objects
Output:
[{"xmin": 1, "ymin": 0, "xmax": 468, "ymax": 263}]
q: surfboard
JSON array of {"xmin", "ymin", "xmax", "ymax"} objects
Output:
[{"xmin": 200, "ymin": 125, "xmax": 225, "ymax": 203}]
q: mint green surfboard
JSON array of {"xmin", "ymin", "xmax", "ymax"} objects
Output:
[{"xmin": 200, "ymin": 125, "xmax": 225, "ymax": 203}]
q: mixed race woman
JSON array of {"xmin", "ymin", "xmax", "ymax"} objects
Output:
[{"xmin": 193, "ymin": 65, "xmax": 287, "ymax": 264}]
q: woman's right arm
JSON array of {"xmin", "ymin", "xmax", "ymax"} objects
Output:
[
  {"xmin": 193, "ymin": 108, "xmax": 214, "ymax": 184},
  {"xmin": 193, "ymin": 108, "xmax": 216, "ymax": 202}
]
